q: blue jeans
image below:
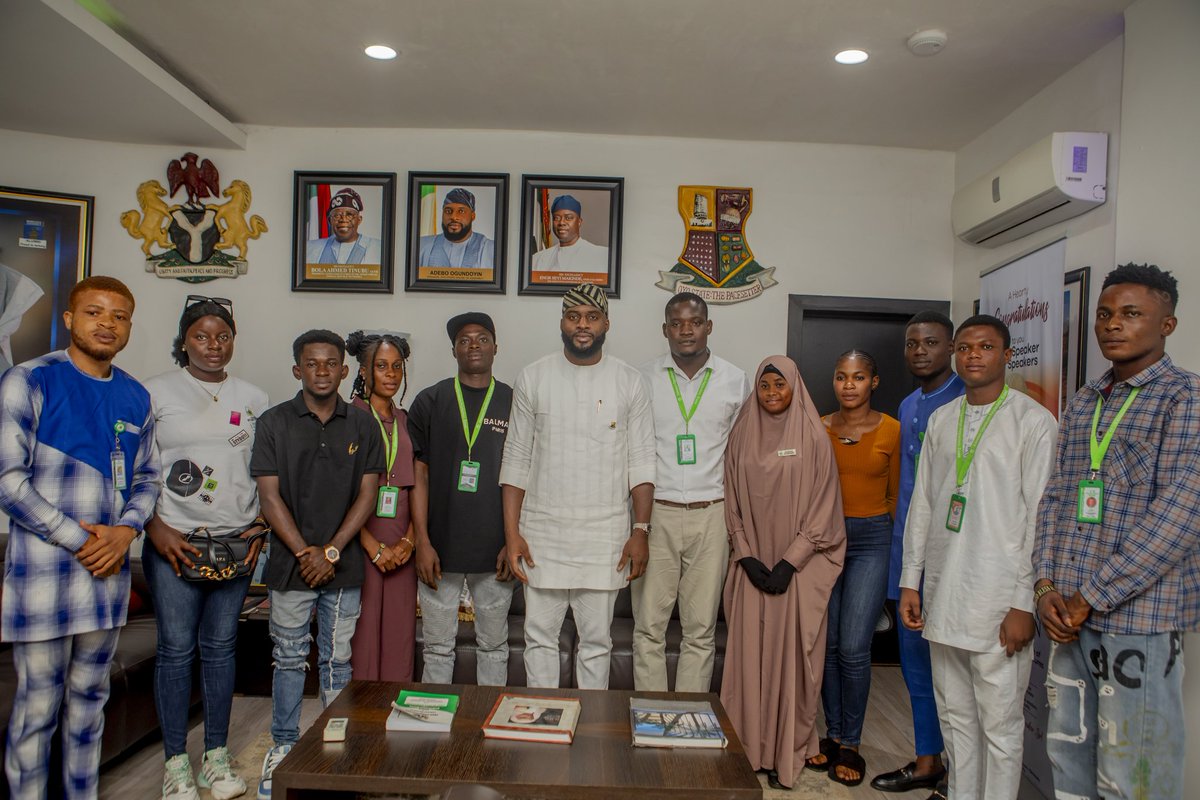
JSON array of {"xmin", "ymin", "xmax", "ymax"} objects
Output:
[
  {"xmin": 1046, "ymin": 629, "xmax": 1185, "ymax": 799},
  {"xmin": 143, "ymin": 547, "xmax": 250, "ymax": 757},
  {"xmin": 821, "ymin": 514, "xmax": 891, "ymax": 747},
  {"xmin": 419, "ymin": 572, "xmax": 514, "ymax": 685},
  {"xmin": 268, "ymin": 586, "xmax": 361, "ymax": 746}
]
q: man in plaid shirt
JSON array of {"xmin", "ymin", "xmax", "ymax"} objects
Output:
[
  {"xmin": 0, "ymin": 276, "xmax": 159, "ymax": 799},
  {"xmin": 1034, "ymin": 263, "xmax": 1198, "ymax": 800}
]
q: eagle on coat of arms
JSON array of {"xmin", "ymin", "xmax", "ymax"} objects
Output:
[{"xmin": 122, "ymin": 153, "xmax": 267, "ymax": 282}]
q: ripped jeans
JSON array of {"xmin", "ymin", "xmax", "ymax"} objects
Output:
[
  {"xmin": 1045, "ymin": 630, "xmax": 1185, "ymax": 800},
  {"xmin": 268, "ymin": 586, "xmax": 362, "ymax": 746}
]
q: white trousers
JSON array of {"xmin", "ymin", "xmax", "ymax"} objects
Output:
[
  {"xmin": 523, "ymin": 586, "xmax": 618, "ymax": 689},
  {"xmin": 929, "ymin": 640, "xmax": 1032, "ymax": 800}
]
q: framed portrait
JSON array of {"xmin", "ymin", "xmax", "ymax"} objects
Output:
[
  {"xmin": 404, "ymin": 172, "xmax": 508, "ymax": 294},
  {"xmin": 1062, "ymin": 267, "xmax": 1091, "ymax": 408},
  {"xmin": 0, "ymin": 186, "xmax": 93, "ymax": 368},
  {"xmin": 291, "ymin": 171, "xmax": 396, "ymax": 293},
  {"xmin": 518, "ymin": 175, "xmax": 623, "ymax": 297}
]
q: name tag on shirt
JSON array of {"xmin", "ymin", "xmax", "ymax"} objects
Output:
[
  {"xmin": 777, "ymin": 448, "xmax": 797, "ymax": 457},
  {"xmin": 111, "ymin": 451, "xmax": 127, "ymax": 491},
  {"xmin": 946, "ymin": 493, "xmax": 966, "ymax": 532},
  {"xmin": 376, "ymin": 485, "xmax": 399, "ymax": 518},
  {"xmin": 676, "ymin": 434, "xmax": 697, "ymax": 465},
  {"xmin": 1077, "ymin": 479, "xmax": 1103, "ymax": 524},
  {"xmin": 458, "ymin": 460, "xmax": 480, "ymax": 493}
]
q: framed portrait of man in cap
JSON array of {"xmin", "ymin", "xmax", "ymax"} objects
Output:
[
  {"xmin": 404, "ymin": 171, "xmax": 508, "ymax": 294},
  {"xmin": 518, "ymin": 175, "xmax": 623, "ymax": 297},
  {"xmin": 291, "ymin": 170, "xmax": 397, "ymax": 293}
]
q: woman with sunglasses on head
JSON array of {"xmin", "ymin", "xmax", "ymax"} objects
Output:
[
  {"xmin": 345, "ymin": 330, "xmax": 418, "ymax": 682},
  {"xmin": 142, "ymin": 296, "xmax": 269, "ymax": 800},
  {"xmin": 805, "ymin": 349, "xmax": 900, "ymax": 787}
]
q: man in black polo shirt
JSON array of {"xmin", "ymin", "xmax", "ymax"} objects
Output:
[
  {"xmin": 250, "ymin": 329, "xmax": 383, "ymax": 800},
  {"xmin": 408, "ymin": 312, "xmax": 514, "ymax": 685}
]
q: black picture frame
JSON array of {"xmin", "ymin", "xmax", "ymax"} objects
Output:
[
  {"xmin": 291, "ymin": 171, "xmax": 396, "ymax": 293},
  {"xmin": 404, "ymin": 172, "xmax": 508, "ymax": 294},
  {"xmin": 0, "ymin": 186, "xmax": 93, "ymax": 364},
  {"xmin": 518, "ymin": 174, "xmax": 623, "ymax": 297},
  {"xmin": 1062, "ymin": 266, "xmax": 1091, "ymax": 407}
]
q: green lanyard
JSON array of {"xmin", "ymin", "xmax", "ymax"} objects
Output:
[
  {"xmin": 370, "ymin": 405, "xmax": 399, "ymax": 485},
  {"xmin": 667, "ymin": 367, "xmax": 712, "ymax": 434},
  {"xmin": 954, "ymin": 385, "xmax": 1008, "ymax": 489},
  {"xmin": 454, "ymin": 377, "xmax": 495, "ymax": 461},
  {"xmin": 1089, "ymin": 387, "xmax": 1140, "ymax": 476}
]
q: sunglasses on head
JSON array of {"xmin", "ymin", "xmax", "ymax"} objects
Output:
[{"xmin": 185, "ymin": 295, "xmax": 233, "ymax": 313}]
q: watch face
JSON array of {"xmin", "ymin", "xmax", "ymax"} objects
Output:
[{"xmin": 325, "ymin": 546, "xmax": 340, "ymax": 563}]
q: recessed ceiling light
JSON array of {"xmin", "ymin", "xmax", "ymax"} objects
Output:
[
  {"xmin": 364, "ymin": 45, "xmax": 398, "ymax": 60},
  {"xmin": 834, "ymin": 49, "xmax": 869, "ymax": 65}
]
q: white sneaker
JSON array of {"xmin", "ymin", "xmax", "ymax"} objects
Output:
[
  {"xmin": 257, "ymin": 743, "xmax": 291, "ymax": 800},
  {"xmin": 199, "ymin": 746, "xmax": 247, "ymax": 799},
  {"xmin": 162, "ymin": 753, "xmax": 199, "ymax": 800}
]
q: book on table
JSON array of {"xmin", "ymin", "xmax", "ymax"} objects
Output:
[
  {"xmin": 481, "ymin": 693, "xmax": 582, "ymax": 744},
  {"xmin": 386, "ymin": 690, "xmax": 460, "ymax": 733},
  {"xmin": 629, "ymin": 698, "xmax": 728, "ymax": 749}
]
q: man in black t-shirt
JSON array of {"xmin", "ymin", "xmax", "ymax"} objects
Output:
[
  {"xmin": 408, "ymin": 312, "xmax": 514, "ymax": 685},
  {"xmin": 250, "ymin": 330, "xmax": 384, "ymax": 798}
]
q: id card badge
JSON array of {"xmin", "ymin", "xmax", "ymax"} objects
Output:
[
  {"xmin": 676, "ymin": 434, "xmax": 697, "ymax": 465},
  {"xmin": 376, "ymin": 485, "xmax": 400, "ymax": 518},
  {"xmin": 946, "ymin": 493, "xmax": 966, "ymax": 532},
  {"xmin": 458, "ymin": 460, "xmax": 480, "ymax": 493},
  {"xmin": 110, "ymin": 451, "xmax": 127, "ymax": 492},
  {"xmin": 1077, "ymin": 479, "xmax": 1104, "ymax": 524}
]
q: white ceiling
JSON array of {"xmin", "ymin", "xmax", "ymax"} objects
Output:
[{"xmin": 2, "ymin": 0, "xmax": 1130, "ymax": 151}]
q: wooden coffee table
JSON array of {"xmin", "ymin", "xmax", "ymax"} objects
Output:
[{"xmin": 270, "ymin": 680, "xmax": 762, "ymax": 799}]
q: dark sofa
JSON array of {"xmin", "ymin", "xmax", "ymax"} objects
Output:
[{"xmin": 0, "ymin": 533, "xmax": 188, "ymax": 799}]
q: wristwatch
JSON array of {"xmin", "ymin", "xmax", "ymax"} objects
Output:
[
  {"xmin": 324, "ymin": 545, "xmax": 341, "ymax": 564},
  {"xmin": 632, "ymin": 522, "xmax": 652, "ymax": 535}
]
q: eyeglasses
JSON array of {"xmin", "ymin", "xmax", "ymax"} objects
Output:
[{"xmin": 185, "ymin": 295, "xmax": 233, "ymax": 313}]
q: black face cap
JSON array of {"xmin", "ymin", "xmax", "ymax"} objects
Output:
[{"xmin": 446, "ymin": 312, "xmax": 496, "ymax": 342}]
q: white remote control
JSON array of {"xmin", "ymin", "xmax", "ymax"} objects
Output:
[{"xmin": 323, "ymin": 717, "xmax": 348, "ymax": 742}]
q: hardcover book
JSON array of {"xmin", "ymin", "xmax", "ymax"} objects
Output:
[
  {"xmin": 629, "ymin": 698, "xmax": 727, "ymax": 749},
  {"xmin": 386, "ymin": 690, "xmax": 460, "ymax": 733},
  {"xmin": 481, "ymin": 693, "xmax": 582, "ymax": 744}
]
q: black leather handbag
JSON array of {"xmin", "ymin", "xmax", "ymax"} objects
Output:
[{"xmin": 179, "ymin": 522, "xmax": 270, "ymax": 582}]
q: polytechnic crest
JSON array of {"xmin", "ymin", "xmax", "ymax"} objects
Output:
[
  {"xmin": 655, "ymin": 186, "xmax": 777, "ymax": 304},
  {"xmin": 121, "ymin": 153, "xmax": 267, "ymax": 282}
]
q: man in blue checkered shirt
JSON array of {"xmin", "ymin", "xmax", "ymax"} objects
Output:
[
  {"xmin": 1034, "ymin": 263, "xmax": 1199, "ymax": 800},
  {"xmin": 0, "ymin": 276, "xmax": 159, "ymax": 800}
]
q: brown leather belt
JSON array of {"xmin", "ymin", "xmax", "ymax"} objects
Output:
[{"xmin": 654, "ymin": 498, "xmax": 725, "ymax": 510}]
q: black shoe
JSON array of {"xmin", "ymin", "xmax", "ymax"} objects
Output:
[
  {"xmin": 766, "ymin": 769, "xmax": 791, "ymax": 790},
  {"xmin": 869, "ymin": 762, "xmax": 947, "ymax": 793},
  {"xmin": 925, "ymin": 779, "xmax": 948, "ymax": 800}
]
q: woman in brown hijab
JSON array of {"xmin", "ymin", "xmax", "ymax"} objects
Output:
[{"xmin": 720, "ymin": 356, "xmax": 846, "ymax": 790}]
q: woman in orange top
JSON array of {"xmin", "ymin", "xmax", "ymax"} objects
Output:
[{"xmin": 807, "ymin": 350, "xmax": 900, "ymax": 787}]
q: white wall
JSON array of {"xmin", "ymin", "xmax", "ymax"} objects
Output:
[
  {"xmin": 953, "ymin": 36, "xmax": 1125, "ymax": 384},
  {"xmin": 1113, "ymin": 0, "xmax": 1200, "ymax": 790},
  {"xmin": 0, "ymin": 126, "xmax": 955, "ymax": 402}
]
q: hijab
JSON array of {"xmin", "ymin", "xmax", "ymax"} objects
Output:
[{"xmin": 724, "ymin": 356, "xmax": 845, "ymax": 567}]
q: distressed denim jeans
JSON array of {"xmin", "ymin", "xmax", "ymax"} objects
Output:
[
  {"xmin": 268, "ymin": 586, "xmax": 361, "ymax": 746},
  {"xmin": 1045, "ymin": 629, "xmax": 1185, "ymax": 800}
]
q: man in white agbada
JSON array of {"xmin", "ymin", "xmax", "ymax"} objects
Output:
[
  {"xmin": 899, "ymin": 314, "xmax": 1056, "ymax": 800},
  {"xmin": 530, "ymin": 196, "xmax": 609, "ymax": 274},
  {"xmin": 501, "ymin": 283, "xmax": 655, "ymax": 688}
]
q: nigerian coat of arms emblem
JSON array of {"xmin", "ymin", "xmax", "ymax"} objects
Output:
[{"xmin": 655, "ymin": 186, "xmax": 777, "ymax": 303}]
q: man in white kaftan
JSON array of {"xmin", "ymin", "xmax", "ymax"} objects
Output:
[
  {"xmin": 501, "ymin": 283, "xmax": 655, "ymax": 689},
  {"xmin": 899, "ymin": 315, "xmax": 1056, "ymax": 800},
  {"xmin": 530, "ymin": 195, "xmax": 609, "ymax": 275}
]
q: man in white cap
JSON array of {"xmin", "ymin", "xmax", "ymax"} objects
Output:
[
  {"xmin": 419, "ymin": 188, "xmax": 495, "ymax": 269},
  {"xmin": 305, "ymin": 188, "xmax": 382, "ymax": 265},
  {"xmin": 501, "ymin": 283, "xmax": 655, "ymax": 689},
  {"xmin": 531, "ymin": 195, "xmax": 609, "ymax": 273}
]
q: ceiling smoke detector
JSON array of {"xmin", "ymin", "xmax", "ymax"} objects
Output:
[{"xmin": 907, "ymin": 29, "xmax": 948, "ymax": 57}]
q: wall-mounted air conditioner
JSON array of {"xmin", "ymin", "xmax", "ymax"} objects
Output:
[{"xmin": 952, "ymin": 132, "xmax": 1107, "ymax": 248}]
